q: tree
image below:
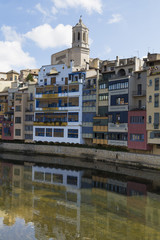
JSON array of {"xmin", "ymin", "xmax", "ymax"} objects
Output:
[{"xmin": 26, "ymin": 73, "xmax": 34, "ymax": 82}]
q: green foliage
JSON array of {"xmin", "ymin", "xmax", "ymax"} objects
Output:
[{"xmin": 26, "ymin": 73, "xmax": 34, "ymax": 82}]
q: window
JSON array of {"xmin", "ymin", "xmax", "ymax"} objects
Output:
[
  {"xmin": 138, "ymin": 73, "xmax": 141, "ymax": 79},
  {"xmin": 30, "ymin": 93, "xmax": 33, "ymax": 101},
  {"xmin": 15, "ymin": 105, "xmax": 21, "ymax": 112},
  {"xmin": 130, "ymin": 134, "xmax": 144, "ymax": 142},
  {"xmin": 130, "ymin": 116, "xmax": 144, "ymax": 124},
  {"xmin": 154, "ymin": 132, "xmax": 160, "ymax": 138},
  {"xmin": 67, "ymin": 176, "xmax": 77, "ymax": 186},
  {"xmin": 154, "ymin": 93, "xmax": 159, "ymax": 107},
  {"xmin": 46, "ymin": 128, "xmax": 52, "ymax": 137},
  {"xmin": 54, "ymin": 128, "xmax": 64, "ymax": 137},
  {"xmin": 35, "ymin": 172, "xmax": 44, "ymax": 181},
  {"xmin": 68, "ymin": 112, "xmax": 78, "ymax": 122},
  {"xmin": 25, "ymin": 125, "xmax": 33, "ymax": 131},
  {"xmin": 25, "ymin": 134, "xmax": 33, "ymax": 139},
  {"xmin": 154, "ymin": 113, "xmax": 159, "ymax": 129},
  {"xmin": 53, "ymin": 174, "xmax": 63, "ymax": 183},
  {"xmin": 128, "ymin": 68, "xmax": 133, "ymax": 73},
  {"xmin": 149, "ymin": 95, "xmax": 152, "ymax": 102},
  {"xmin": 148, "ymin": 116, "xmax": 152, "ymax": 124},
  {"xmin": 68, "ymin": 129, "xmax": 78, "ymax": 138},
  {"xmin": 4, "ymin": 126, "xmax": 11, "ymax": 136},
  {"xmin": 15, "ymin": 117, "xmax": 21, "ymax": 123},
  {"xmin": 44, "ymin": 79, "xmax": 47, "ymax": 85},
  {"xmin": 149, "ymin": 79, "xmax": 152, "ymax": 86},
  {"xmin": 78, "ymin": 32, "xmax": 80, "ymax": 40},
  {"xmin": 35, "ymin": 128, "xmax": 45, "ymax": 136},
  {"xmin": 108, "ymin": 115, "xmax": 112, "ymax": 123},
  {"xmin": 116, "ymin": 97, "xmax": 124, "ymax": 105},
  {"xmin": 116, "ymin": 114, "xmax": 120, "ymax": 123},
  {"xmin": 25, "ymin": 115, "xmax": 34, "ymax": 121},
  {"xmin": 51, "ymin": 77, "xmax": 56, "ymax": 84},
  {"xmin": 14, "ymin": 168, "xmax": 20, "ymax": 176},
  {"xmin": 45, "ymin": 173, "xmax": 51, "ymax": 182},
  {"xmin": 155, "ymin": 78, "xmax": 159, "ymax": 91},
  {"xmin": 109, "ymin": 81, "xmax": 128, "ymax": 91},
  {"xmin": 99, "ymin": 83, "xmax": 107, "ymax": 89},
  {"xmin": 99, "ymin": 94, "xmax": 108, "ymax": 101},
  {"xmin": 83, "ymin": 32, "xmax": 85, "ymax": 41},
  {"xmin": 15, "ymin": 129, "xmax": 21, "ymax": 136}
]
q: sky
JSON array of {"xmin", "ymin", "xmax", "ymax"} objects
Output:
[{"xmin": 1, "ymin": 0, "xmax": 160, "ymax": 72}]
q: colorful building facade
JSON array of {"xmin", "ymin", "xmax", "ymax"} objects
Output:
[{"xmin": 33, "ymin": 62, "xmax": 85, "ymax": 144}]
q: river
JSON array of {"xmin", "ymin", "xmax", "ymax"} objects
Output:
[{"xmin": 0, "ymin": 155, "xmax": 160, "ymax": 240}]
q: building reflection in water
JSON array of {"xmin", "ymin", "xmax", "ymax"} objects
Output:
[{"xmin": 0, "ymin": 160, "xmax": 160, "ymax": 240}]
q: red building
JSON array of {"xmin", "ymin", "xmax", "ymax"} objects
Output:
[{"xmin": 128, "ymin": 111, "xmax": 152, "ymax": 151}]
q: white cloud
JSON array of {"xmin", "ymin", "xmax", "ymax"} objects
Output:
[
  {"xmin": 52, "ymin": 0, "xmax": 102, "ymax": 14},
  {"xmin": 0, "ymin": 25, "xmax": 36, "ymax": 72},
  {"xmin": 51, "ymin": 6, "xmax": 58, "ymax": 15},
  {"xmin": 25, "ymin": 23, "xmax": 72, "ymax": 49},
  {"xmin": 1, "ymin": 25, "xmax": 23, "ymax": 43},
  {"xmin": 108, "ymin": 14, "xmax": 122, "ymax": 24},
  {"xmin": 35, "ymin": 3, "xmax": 47, "ymax": 16},
  {"xmin": 0, "ymin": 41, "xmax": 36, "ymax": 72}
]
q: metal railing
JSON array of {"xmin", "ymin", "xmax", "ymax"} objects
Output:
[{"xmin": 132, "ymin": 90, "xmax": 146, "ymax": 96}]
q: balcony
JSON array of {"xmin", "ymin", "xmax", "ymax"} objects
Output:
[
  {"xmin": 109, "ymin": 74, "xmax": 129, "ymax": 81},
  {"xmin": 108, "ymin": 123, "xmax": 128, "ymax": 132},
  {"xmin": 93, "ymin": 126, "xmax": 108, "ymax": 132},
  {"xmin": 149, "ymin": 66, "xmax": 160, "ymax": 76},
  {"xmin": 129, "ymin": 106, "xmax": 146, "ymax": 111},
  {"xmin": 93, "ymin": 139, "xmax": 108, "ymax": 145},
  {"xmin": 33, "ymin": 121, "xmax": 67, "ymax": 126},
  {"xmin": 132, "ymin": 90, "xmax": 146, "ymax": 97},
  {"xmin": 27, "ymin": 97, "xmax": 34, "ymax": 102},
  {"xmin": 0, "ymin": 100, "xmax": 8, "ymax": 103},
  {"xmin": 25, "ymin": 108, "xmax": 33, "ymax": 112},
  {"xmin": 108, "ymin": 140, "xmax": 127, "ymax": 146}
]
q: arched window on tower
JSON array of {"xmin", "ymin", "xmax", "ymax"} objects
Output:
[
  {"xmin": 78, "ymin": 32, "xmax": 80, "ymax": 41},
  {"xmin": 83, "ymin": 32, "xmax": 85, "ymax": 41}
]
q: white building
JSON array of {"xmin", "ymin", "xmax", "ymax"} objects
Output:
[{"xmin": 33, "ymin": 61, "xmax": 85, "ymax": 144}]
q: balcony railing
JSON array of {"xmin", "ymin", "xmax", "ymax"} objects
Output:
[
  {"xmin": 0, "ymin": 100, "xmax": 8, "ymax": 103},
  {"xmin": 132, "ymin": 90, "xmax": 146, "ymax": 97},
  {"xmin": 93, "ymin": 139, "xmax": 108, "ymax": 145},
  {"xmin": 34, "ymin": 121, "xmax": 67, "ymax": 126},
  {"xmin": 129, "ymin": 105, "xmax": 146, "ymax": 111}
]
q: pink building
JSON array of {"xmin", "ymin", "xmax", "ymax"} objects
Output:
[
  {"xmin": 128, "ymin": 111, "xmax": 152, "ymax": 151},
  {"xmin": 2, "ymin": 120, "xmax": 14, "ymax": 140}
]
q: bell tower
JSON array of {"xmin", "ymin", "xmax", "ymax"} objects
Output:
[{"xmin": 72, "ymin": 16, "xmax": 89, "ymax": 49}]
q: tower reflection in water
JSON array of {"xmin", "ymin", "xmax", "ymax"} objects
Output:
[{"xmin": 0, "ymin": 160, "xmax": 160, "ymax": 240}]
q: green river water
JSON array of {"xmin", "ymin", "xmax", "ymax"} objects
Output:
[{"xmin": 0, "ymin": 157, "xmax": 160, "ymax": 240}]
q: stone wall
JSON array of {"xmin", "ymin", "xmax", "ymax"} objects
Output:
[{"xmin": 0, "ymin": 142, "xmax": 160, "ymax": 169}]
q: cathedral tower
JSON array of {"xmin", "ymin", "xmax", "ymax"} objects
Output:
[{"xmin": 72, "ymin": 16, "xmax": 89, "ymax": 49}]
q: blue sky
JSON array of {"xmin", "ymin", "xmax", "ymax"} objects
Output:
[{"xmin": 0, "ymin": 0, "xmax": 160, "ymax": 72}]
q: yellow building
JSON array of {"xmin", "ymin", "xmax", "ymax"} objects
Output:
[
  {"xmin": 6, "ymin": 70, "xmax": 19, "ymax": 82},
  {"xmin": 146, "ymin": 53, "xmax": 160, "ymax": 154},
  {"xmin": 14, "ymin": 83, "xmax": 36, "ymax": 141}
]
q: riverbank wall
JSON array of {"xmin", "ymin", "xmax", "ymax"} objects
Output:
[{"xmin": 0, "ymin": 142, "xmax": 160, "ymax": 170}]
